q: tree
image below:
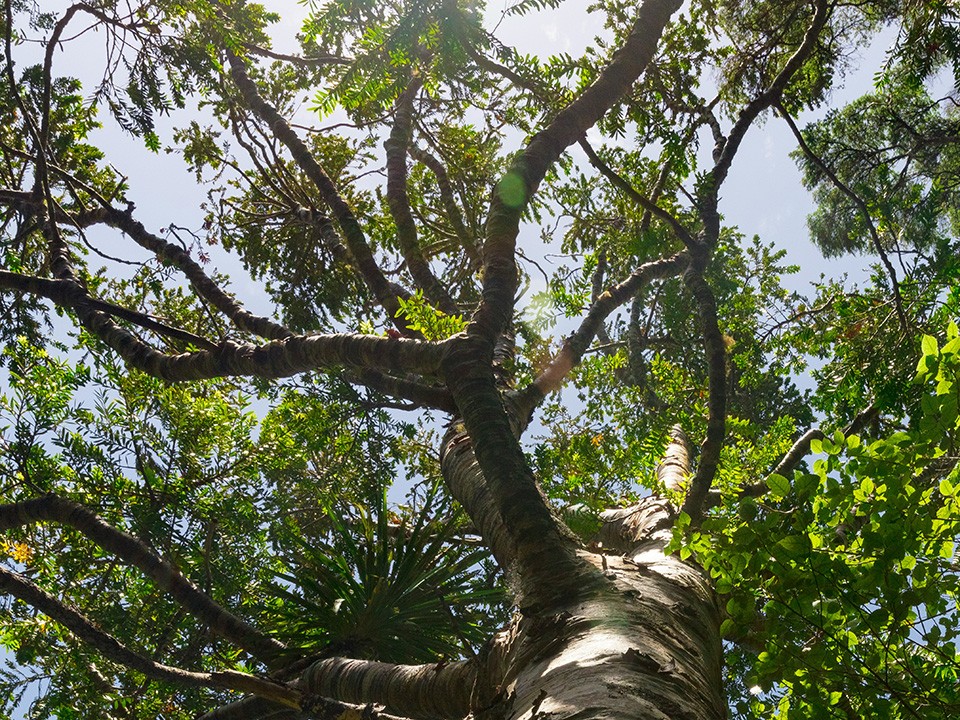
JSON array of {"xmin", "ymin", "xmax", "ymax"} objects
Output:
[{"xmin": 0, "ymin": 0, "xmax": 957, "ymax": 717}]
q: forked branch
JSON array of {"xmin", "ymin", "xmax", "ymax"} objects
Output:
[
  {"xmin": 225, "ymin": 48, "xmax": 412, "ymax": 326},
  {"xmin": 470, "ymin": 0, "xmax": 683, "ymax": 344},
  {"xmin": 519, "ymin": 252, "xmax": 689, "ymax": 414},
  {"xmin": 386, "ymin": 77, "xmax": 459, "ymax": 315}
]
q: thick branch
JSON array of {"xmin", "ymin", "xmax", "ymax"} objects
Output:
[
  {"xmin": 470, "ymin": 0, "xmax": 683, "ymax": 343},
  {"xmin": 440, "ymin": 420, "xmax": 516, "ymax": 570},
  {"xmin": 69, "ymin": 324, "xmax": 444, "ymax": 382},
  {"xmin": 0, "ymin": 493, "xmax": 287, "ymax": 666},
  {"xmin": 386, "ymin": 78, "xmax": 458, "ymax": 315},
  {"xmin": 0, "ymin": 277, "xmax": 442, "ymax": 382},
  {"xmin": 0, "ymin": 565, "xmax": 298, "ymax": 706},
  {"xmin": 679, "ymin": 268, "xmax": 727, "ymax": 525},
  {"xmin": 299, "ymin": 656, "xmax": 476, "ymax": 720},
  {"xmin": 442, "ymin": 338, "xmax": 597, "ymax": 605},
  {"xmin": 350, "ymin": 368, "xmax": 457, "ymax": 413},
  {"xmin": 596, "ymin": 427, "xmax": 691, "ymax": 551}
]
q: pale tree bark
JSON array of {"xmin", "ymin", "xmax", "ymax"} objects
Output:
[{"xmin": 464, "ymin": 427, "xmax": 724, "ymax": 720}]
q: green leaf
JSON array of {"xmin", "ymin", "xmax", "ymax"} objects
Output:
[{"xmin": 766, "ymin": 473, "xmax": 790, "ymax": 499}]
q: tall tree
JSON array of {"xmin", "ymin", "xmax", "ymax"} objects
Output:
[{"xmin": 0, "ymin": 0, "xmax": 957, "ymax": 718}]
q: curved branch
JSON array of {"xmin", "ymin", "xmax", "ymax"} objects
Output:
[
  {"xmin": 77, "ymin": 204, "xmax": 294, "ymax": 341},
  {"xmin": 442, "ymin": 337, "xmax": 595, "ymax": 604},
  {"xmin": 469, "ymin": 0, "xmax": 683, "ymax": 344},
  {"xmin": 709, "ymin": 0, "xmax": 831, "ymax": 191},
  {"xmin": 224, "ymin": 49, "xmax": 411, "ymax": 325},
  {"xmin": 0, "ymin": 493, "xmax": 287, "ymax": 666},
  {"xmin": 679, "ymin": 268, "xmax": 727, "ymax": 525},
  {"xmin": 439, "ymin": 421, "xmax": 515, "ymax": 570},
  {"xmin": 386, "ymin": 78, "xmax": 458, "ymax": 315},
  {"xmin": 408, "ymin": 144, "xmax": 480, "ymax": 268},
  {"xmin": 777, "ymin": 104, "xmax": 909, "ymax": 331},
  {"xmin": 0, "ymin": 269, "xmax": 217, "ymax": 350},
  {"xmin": 0, "ymin": 565, "xmax": 298, "ymax": 706},
  {"xmin": 518, "ymin": 252, "xmax": 689, "ymax": 414}
]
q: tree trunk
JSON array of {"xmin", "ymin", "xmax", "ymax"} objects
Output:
[{"xmin": 471, "ymin": 498, "xmax": 725, "ymax": 720}]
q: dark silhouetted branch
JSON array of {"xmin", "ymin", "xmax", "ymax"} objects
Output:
[
  {"xmin": 0, "ymin": 493, "xmax": 287, "ymax": 665},
  {"xmin": 225, "ymin": 49, "xmax": 412, "ymax": 327},
  {"xmin": 0, "ymin": 565, "xmax": 298, "ymax": 706},
  {"xmin": 386, "ymin": 77, "xmax": 458, "ymax": 314}
]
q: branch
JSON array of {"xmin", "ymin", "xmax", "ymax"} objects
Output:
[
  {"xmin": 442, "ymin": 337, "xmax": 594, "ymax": 603},
  {"xmin": 0, "ymin": 269, "xmax": 218, "ymax": 350},
  {"xmin": 349, "ymin": 368, "xmax": 457, "ymax": 414},
  {"xmin": 738, "ymin": 404, "xmax": 880, "ymax": 499},
  {"xmin": 517, "ymin": 252, "xmax": 689, "ymax": 415},
  {"xmin": 75, "ymin": 203, "xmax": 294, "ymax": 341},
  {"xmin": 0, "ymin": 565, "xmax": 298, "ymax": 707},
  {"xmin": 0, "ymin": 494, "xmax": 287, "ymax": 666},
  {"xmin": 469, "ymin": 0, "xmax": 683, "ymax": 344},
  {"xmin": 408, "ymin": 145, "xmax": 480, "ymax": 268},
  {"xmin": 777, "ymin": 104, "xmax": 909, "ymax": 331},
  {"xmin": 578, "ymin": 138, "xmax": 698, "ymax": 249},
  {"xmin": 450, "ymin": 21, "xmax": 548, "ymax": 101},
  {"xmin": 0, "ymin": 272, "xmax": 444, "ymax": 383},
  {"xmin": 678, "ymin": 268, "xmax": 727, "ymax": 526},
  {"xmin": 765, "ymin": 428, "xmax": 824, "ymax": 485},
  {"xmin": 239, "ymin": 43, "xmax": 350, "ymax": 68},
  {"xmin": 709, "ymin": 0, "xmax": 831, "ymax": 192},
  {"xmin": 299, "ymin": 656, "xmax": 476, "ymax": 720},
  {"xmin": 153, "ymin": 332, "xmax": 443, "ymax": 383},
  {"xmin": 588, "ymin": 249, "xmax": 614, "ymax": 348},
  {"xmin": 639, "ymin": 157, "xmax": 675, "ymax": 235},
  {"xmin": 440, "ymin": 419, "xmax": 516, "ymax": 570},
  {"xmin": 385, "ymin": 77, "xmax": 458, "ymax": 314},
  {"xmin": 224, "ymin": 48, "xmax": 412, "ymax": 326},
  {"xmin": 595, "ymin": 427, "xmax": 691, "ymax": 553}
]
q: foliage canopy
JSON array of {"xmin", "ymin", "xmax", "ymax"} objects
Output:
[{"xmin": 0, "ymin": 0, "xmax": 957, "ymax": 718}]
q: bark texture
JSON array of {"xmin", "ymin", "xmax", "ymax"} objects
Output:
[{"xmin": 465, "ymin": 499, "xmax": 724, "ymax": 720}]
